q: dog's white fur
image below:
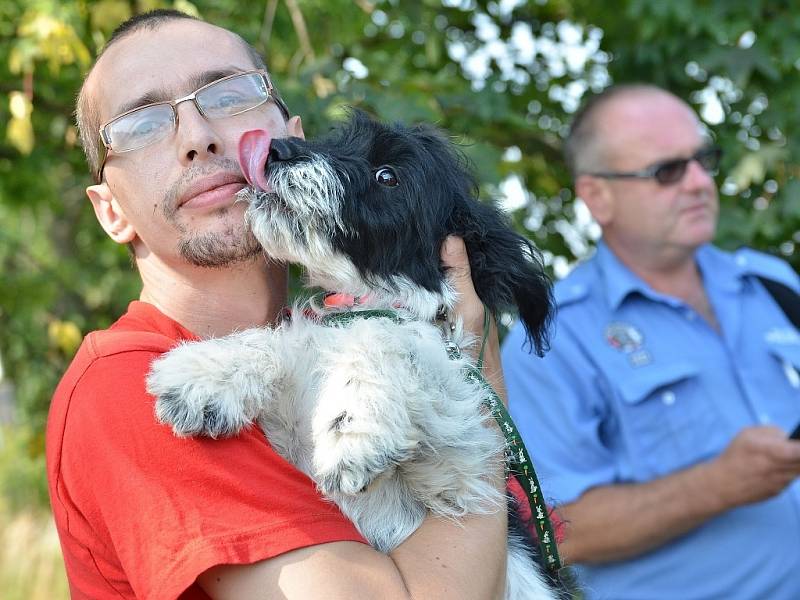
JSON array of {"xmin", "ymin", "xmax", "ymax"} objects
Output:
[{"xmin": 147, "ymin": 140, "xmax": 558, "ymax": 599}]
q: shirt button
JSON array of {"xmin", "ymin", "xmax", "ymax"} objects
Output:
[
  {"xmin": 662, "ymin": 391, "xmax": 676, "ymax": 406},
  {"xmin": 758, "ymin": 413, "xmax": 771, "ymax": 424},
  {"xmin": 685, "ymin": 310, "xmax": 696, "ymax": 320}
]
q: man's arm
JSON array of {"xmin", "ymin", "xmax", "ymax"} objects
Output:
[
  {"xmin": 559, "ymin": 426, "xmax": 800, "ymax": 564},
  {"xmin": 198, "ymin": 236, "xmax": 509, "ymax": 599},
  {"xmin": 199, "ymin": 512, "xmax": 507, "ymax": 599}
]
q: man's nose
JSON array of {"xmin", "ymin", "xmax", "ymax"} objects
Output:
[
  {"xmin": 174, "ymin": 100, "xmax": 224, "ymax": 165},
  {"xmin": 682, "ymin": 157, "xmax": 716, "ymax": 192}
]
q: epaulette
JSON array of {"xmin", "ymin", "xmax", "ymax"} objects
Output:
[
  {"xmin": 553, "ymin": 279, "xmax": 591, "ymax": 308},
  {"xmin": 734, "ymin": 248, "xmax": 800, "ymax": 292}
]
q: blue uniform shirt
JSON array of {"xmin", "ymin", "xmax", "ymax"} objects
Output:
[{"xmin": 502, "ymin": 242, "xmax": 800, "ymax": 600}]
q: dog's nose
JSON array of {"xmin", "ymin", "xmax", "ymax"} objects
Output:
[{"xmin": 268, "ymin": 137, "xmax": 302, "ymax": 162}]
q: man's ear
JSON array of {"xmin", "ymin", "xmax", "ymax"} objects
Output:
[
  {"xmin": 286, "ymin": 115, "xmax": 304, "ymax": 140},
  {"xmin": 575, "ymin": 174, "xmax": 614, "ymax": 227},
  {"xmin": 86, "ymin": 183, "xmax": 136, "ymax": 244}
]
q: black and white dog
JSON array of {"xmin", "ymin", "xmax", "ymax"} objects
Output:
[{"xmin": 147, "ymin": 110, "xmax": 559, "ymax": 599}]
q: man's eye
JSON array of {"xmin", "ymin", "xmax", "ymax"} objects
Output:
[
  {"xmin": 213, "ymin": 93, "xmax": 248, "ymax": 109},
  {"xmin": 131, "ymin": 119, "xmax": 162, "ymax": 135},
  {"xmin": 116, "ymin": 115, "xmax": 169, "ymax": 145},
  {"xmin": 374, "ymin": 166, "xmax": 399, "ymax": 187}
]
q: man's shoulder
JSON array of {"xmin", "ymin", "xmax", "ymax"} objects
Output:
[
  {"xmin": 727, "ymin": 246, "xmax": 800, "ymax": 291},
  {"xmin": 50, "ymin": 304, "xmax": 188, "ymax": 424},
  {"xmin": 62, "ymin": 305, "xmax": 183, "ymax": 383},
  {"xmin": 552, "ymin": 255, "xmax": 601, "ymax": 309},
  {"xmin": 82, "ymin": 328, "xmax": 177, "ymax": 360},
  {"xmin": 69, "ymin": 301, "xmax": 195, "ymax": 370}
]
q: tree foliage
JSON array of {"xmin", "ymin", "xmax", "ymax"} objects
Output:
[{"xmin": 0, "ymin": 0, "xmax": 797, "ymax": 504}]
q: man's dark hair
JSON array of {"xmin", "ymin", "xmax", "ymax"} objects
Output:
[
  {"xmin": 564, "ymin": 83, "xmax": 665, "ymax": 178},
  {"xmin": 106, "ymin": 9, "xmax": 197, "ymax": 44},
  {"xmin": 76, "ymin": 9, "xmax": 287, "ymax": 182}
]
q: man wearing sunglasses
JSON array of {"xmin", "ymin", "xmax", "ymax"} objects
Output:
[
  {"xmin": 47, "ymin": 10, "xmax": 510, "ymax": 600},
  {"xmin": 502, "ymin": 84, "xmax": 800, "ymax": 599}
]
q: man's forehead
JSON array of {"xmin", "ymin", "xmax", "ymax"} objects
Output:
[
  {"xmin": 90, "ymin": 20, "xmax": 254, "ymax": 121},
  {"xmin": 601, "ymin": 92, "xmax": 704, "ymax": 159}
]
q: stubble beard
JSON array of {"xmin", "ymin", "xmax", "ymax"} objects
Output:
[
  {"xmin": 175, "ymin": 206, "xmax": 262, "ymax": 268},
  {"xmin": 164, "ymin": 160, "xmax": 263, "ymax": 269}
]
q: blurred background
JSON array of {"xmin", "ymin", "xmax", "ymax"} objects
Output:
[{"xmin": 0, "ymin": 0, "xmax": 798, "ymax": 596}]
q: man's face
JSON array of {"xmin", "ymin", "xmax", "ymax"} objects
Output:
[
  {"xmin": 86, "ymin": 20, "xmax": 291, "ymax": 268},
  {"xmin": 591, "ymin": 92, "xmax": 719, "ymax": 259}
]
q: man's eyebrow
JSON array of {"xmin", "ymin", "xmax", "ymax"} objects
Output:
[{"xmin": 109, "ymin": 67, "xmax": 251, "ymax": 119}]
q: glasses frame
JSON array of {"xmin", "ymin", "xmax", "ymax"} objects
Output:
[
  {"xmin": 585, "ymin": 146, "xmax": 722, "ymax": 186},
  {"xmin": 95, "ymin": 69, "xmax": 290, "ymax": 182}
]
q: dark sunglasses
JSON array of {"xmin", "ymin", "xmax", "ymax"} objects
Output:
[{"xmin": 586, "ymin": 146, "xmax": 722, "ymax": 186}]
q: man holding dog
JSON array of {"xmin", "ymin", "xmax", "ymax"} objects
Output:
[
  {"xmin": 502, "ymin": 84, "xmax": 800, "ymax": 598},
  {"xmin": 47, "ymin": 10, "xmax": 512, "ymax": 599}
]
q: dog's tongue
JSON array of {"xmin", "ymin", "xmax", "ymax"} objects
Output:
[{"xmin": 238, "ymin": 129, "xmax": 272, "ymax": 192}]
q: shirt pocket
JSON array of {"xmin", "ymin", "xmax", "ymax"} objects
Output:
[{"xmin": 615, "ymin": 362, "xmax": 721, "ymax": 478}]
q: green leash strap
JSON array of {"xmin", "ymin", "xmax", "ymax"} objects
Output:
[
  {"xmin": 319, "ymin": 305, "xmax": 562, "ymax": 572},
  {"xmin": 320, "ymin": 308, "xmax": 403, "ymax": 327},
  {"xmin": 445, "ymin": 339, "xmax": 562, "ymax": 573}
]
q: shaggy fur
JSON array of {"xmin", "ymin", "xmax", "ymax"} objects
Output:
[{"xmin": 147, "ymin": 110, "xmax": 559, "ymax": 599}]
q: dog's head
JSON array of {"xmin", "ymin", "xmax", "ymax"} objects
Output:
[{"xmin": 238, "ymin": 109, "xmax": 552, "ymax": 353}]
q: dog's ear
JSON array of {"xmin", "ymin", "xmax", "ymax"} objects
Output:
[
  {"xmin": 448, "ymin": 198, "xmax": 554, "ymax": 356},
  {"xmin": 408, "ymin": 123, "xmax": 554, "ymax": 354}
]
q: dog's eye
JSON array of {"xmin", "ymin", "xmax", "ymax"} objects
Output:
[{"xmin": 374, "ymin": 167, "xmax": 399, "ymax": 187}]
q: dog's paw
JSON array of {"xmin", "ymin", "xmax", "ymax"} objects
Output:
[
  {"xmin": 316, "ymin": 428, "xmax": 408, "ymax": 495},
  {"xmin": 307, "ymin": 318, "xmax": 437, "ymax": 496},
  {"xmin": 152, "ymin": 385, "xmax": 249, "ymax": 439},
  {"xmin": 311, "ymin": 380, "xmax": 417, "ymax": 495},
  {"xmin": 147, "ymin": 341, "xmax": 260, "ymax": 439}
]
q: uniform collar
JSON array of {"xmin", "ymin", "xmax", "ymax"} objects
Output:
[
  {"xmin": 595, "ymin": 241, "xmax": 660, "ymax": 310},
  {"xmin": 596, "ymin": 241, "xmax": 742, "ymax": 310},
  {"xmin": 694, "ymin": 244, "xmax": 745, "ymax": 294}
]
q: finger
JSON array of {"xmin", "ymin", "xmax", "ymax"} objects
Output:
[
  {"xmin": 439, "ymin": 239, "xmax": 505, "ymax": 400},
  {"xmin": 440, "ymin": 235, "xmax": 471, "ymax": 280},
  {"xmin": 765, "ymin": 438, "xmax": 800, "ymax": 463},
  {"xmin": 440, "ymin": 236, "xmax": 482, "ymax": 328}
]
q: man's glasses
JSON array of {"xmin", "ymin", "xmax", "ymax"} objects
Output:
[
  {"xmin": 585, "ymin": 146, "xmax": 722, "ymax": 186},
  {"xmin": 96, "ymin": 70, "xmax": 289, "ymax": 182}
]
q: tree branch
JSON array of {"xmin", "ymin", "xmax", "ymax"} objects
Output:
[
  {"xmin": 284, "ymin": 0, "xmax": 315, "ymax": 63},
  {"xmin": 258, "ymin": 0, "xmax": 279, "ymax": 53}
]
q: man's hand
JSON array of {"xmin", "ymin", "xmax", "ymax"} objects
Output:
[
  {"xmin": 555, "ymin": 425, "xmax": 800, "ymax": 564},
  {"xmin": 440, "ymin": 235, "xmax": 484, "ymax": 336},
  {"xmin": 706, "ymin": 425, "xmax": 800, "ymax": 509},
  {"xmin": 440, "ymin": 235, "xmax": 507, "ymax": 404}
]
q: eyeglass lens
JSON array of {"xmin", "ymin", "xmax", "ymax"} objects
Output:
[
  {"xmin": 654, "ymin": 147, "xmax": 720, "ymax": 185},
  {"xmin": 104, "ymin": 73, "xmax": 269, "ymax": 153}
]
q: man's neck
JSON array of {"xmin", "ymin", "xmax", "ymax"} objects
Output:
[
  {"xmin": 138, "ymin": 254, "xmax": 288, "ymax": 338},
  {"xmin": 605, "ymin": 237, "xmax": 706, "ymax": 299},
  {"xmin": 606, "ymin": 238, "xmax": 720, "ymax": 331}
]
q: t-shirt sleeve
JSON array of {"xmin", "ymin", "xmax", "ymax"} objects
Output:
[
  {"xmin": 59, "ymin": 349, "xmax": 366, "ymax": 600},
  {"xmin": 502, "ymin": 320, "xmax": 618, "ymax": 505}
]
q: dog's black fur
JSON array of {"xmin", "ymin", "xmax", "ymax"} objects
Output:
[{"xmin": 266, "ymin": 109, "xmax": 554, "ymax": 354}]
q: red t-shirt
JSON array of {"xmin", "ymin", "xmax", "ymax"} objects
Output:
[{"xmin": 46, "ymin": 301, "xmax": 366, "ymax": 600}]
